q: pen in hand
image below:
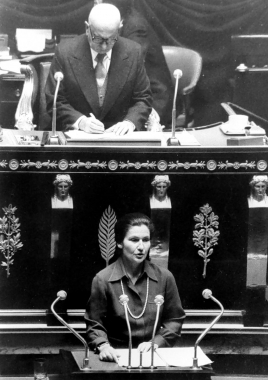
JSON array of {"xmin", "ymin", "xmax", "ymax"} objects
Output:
[{"xmin": 88, "ymin": 113, "xmax": 105, "ymax": 133}]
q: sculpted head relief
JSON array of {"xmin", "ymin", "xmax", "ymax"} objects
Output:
[
  {"xmin": 248, "ymin": 175, "xmax": 268, "ymax": 207},
  {"xmin": 151, "ymin": 175, "xmax": 171, "ymax": 201},
  {"xmin": 150, "ymin": 175, "xmax": 171, "ymax": 209},
  {"xmin": 52, "ymin": 174, "xmax": 73, "ymax": 209}
]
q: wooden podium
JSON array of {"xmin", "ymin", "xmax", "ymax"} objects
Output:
[{"xmin": 61, "ymin": 350, "xmax": 213, "ymax": 379}]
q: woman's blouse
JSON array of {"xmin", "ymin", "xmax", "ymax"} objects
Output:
[{"xmin": 84, "ymin": 257, "xmax": 185, "ymax": 350}]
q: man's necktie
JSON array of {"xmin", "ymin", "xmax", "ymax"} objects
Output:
[{"xmin": 95, "ymin": 53, "xmax": 107, "ymax": 87}]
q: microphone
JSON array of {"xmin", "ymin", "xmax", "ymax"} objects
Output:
[
  {"xmin": 119, "ymin": 295, "xmax": 132, "ymax": 369},
  {"xmin": 50, "ymin": 71, "xmax": 64, "ymax": 145},
  {"xmin": 51, "ymin": 290, "xmax": 91, "ymax": 371},
  {"xmin": 167, "ymin": 69, "xmax": 183, "ymax": 146},
  {"xmin": 173, "ymin": 69, "xmax": 183, "ymax": 79},
  {"xmin": 54, "ymin": 71, "xmax": 64, "ymax": 82},
  {"xmin": 151, "ymin": 295, "xmax": 164, "ymax": 369},
  {"xmin": 192, "ymin": 289, "xmax": 224, "ymax": 369},
  {"xmin": 202, "ymin": 289, "xmax": 213, "ymax": 300}
]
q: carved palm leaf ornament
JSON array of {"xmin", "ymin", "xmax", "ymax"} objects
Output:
[
  {"xmin": 0, "ymin": 204, "xmax": 23, "ymax": 277},
  {"xmin": 98, "ymin": 206, "xmax": 117, "ymax": 267},
  {"xmin": 193, "ymin": 204, "xmax": 220, "ymax": 278}
]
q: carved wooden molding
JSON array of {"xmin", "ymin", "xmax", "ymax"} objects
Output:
[
  {"xmin": 0, "ymin": 157, "xmax": 267, "ymax": 173},
  {"xmin": 14, "ymin": 64, "xmax": 36, "ymax": 131}
]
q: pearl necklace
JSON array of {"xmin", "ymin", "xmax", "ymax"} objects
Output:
[{"xmin": 120, "ymin": 277, "xmax": 149, "ymax": 319}]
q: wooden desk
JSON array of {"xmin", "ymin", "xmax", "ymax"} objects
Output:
[
  {"xmin": 62, "ymin": 350, "xmax": 212, "ymax": 379},
  {"xmin": 0, "ymin": 351, "xmax": 212, "ymax": 379},
  {"xmin": 2, "ymin": 352, "xmax": 268, "ymax": 378}
]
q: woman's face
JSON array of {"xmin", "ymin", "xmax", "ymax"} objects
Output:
[
  {"xmin": 120, "ymin": 225, "xmax": 151, "ymax": 266},
  {"xmin": 253, "ymin": 181, "xmax": 267, "ymax": 201}
]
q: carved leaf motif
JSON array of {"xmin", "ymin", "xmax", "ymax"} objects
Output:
[
  {"xmin": 98, "ymin": 206, "xmax": 117, "ymax": 267},
  {"xmin": 0, "ymin": 204, "xmax": 23, "ymax": 277},
  {"xmin": 193, "ymin": 203, "xmax": 220, "ymax": 278},
  {"xmin": 200, "ymin": 204, "xmax": 212, "ymax": 215},
  {"xmin": 194, "ymin": 214, "xmax": 204, "ymax": 222},
  {"xmin": 198, "ymin": 249, "xmax": 205, "ymax": 258},
  {"xmin": 208, "ymin": 248, "xmax": 214, "ymax": 256}
]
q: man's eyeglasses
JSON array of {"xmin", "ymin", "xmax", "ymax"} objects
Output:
[{"xmin": 90, "ymin": 28, "xmax": 118, "ymax": 45}]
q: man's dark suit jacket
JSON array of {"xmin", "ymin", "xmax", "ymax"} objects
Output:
[
  {"xmin": 121, "ymin": 9, "xmax": 174, "ymax": 126},
  {"xmin": 45, "ymin": 34, "xmax": 152, "ymax": 131}
]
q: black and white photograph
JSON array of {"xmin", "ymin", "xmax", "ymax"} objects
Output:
[{"xmin": 1, "ymin": 0, "xmax": 268, "ymax": 378}]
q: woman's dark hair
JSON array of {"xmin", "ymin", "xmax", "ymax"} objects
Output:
[{"xmin": 114, "ymin": 213, "xmax": 154, "ymax": 244}]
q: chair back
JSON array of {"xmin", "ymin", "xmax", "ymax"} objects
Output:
[
  {"xmin": 15, "ymin": 53, "xmax": 53, "ymax": 130},
  {"xmin": 39, "ymin": 61, "xmax": 52, "ymax": 130},
  {"xmin": 162, "ymin": 46, "xmax": 202, "ymax": 128},
  {"xmin": 162, "ymin": 46, "xmax": 202, "ymax": 96}
]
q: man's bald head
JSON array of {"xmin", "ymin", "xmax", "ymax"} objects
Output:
[
  {"xmin": 86, "ymin": 3, "xmax": 122, "ymax": 53},
  {"xmin": 88, "ymin": 3, "xmax": 121, "ymax": 34}
]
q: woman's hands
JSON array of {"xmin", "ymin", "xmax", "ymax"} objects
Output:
[
  {"xmin": 98, "ymin": 341, "xmax": 158, "ymax": 362},
  {"xmin": 138, "ymin": 342, "xmax": 158, "ymax": 353},
  {"xmin": 98, "ymin": 343, "xmax": 120, "ymax": 363}
]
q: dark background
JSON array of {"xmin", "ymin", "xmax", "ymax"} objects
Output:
[{"xmin": 0, "ymin": 172, "xmax": 249, "ymax": 311}]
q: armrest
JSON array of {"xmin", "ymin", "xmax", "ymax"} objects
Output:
[
  {"xmin": 19, "ymin": 53, "xmax": 54, "ymax": 65},
  {"xmin": 14, "ymin": 63, "xmax": 38, "ymax": 130},
  {"xmin": 182, "ymin": 54, "xmax": 203, "ymax": 96}
]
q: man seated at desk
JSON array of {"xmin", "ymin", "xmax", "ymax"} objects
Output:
[
  {"xmin": 94, "ymin": 0, "xmax": 173, "ymax": 127},
  {"xmin": 45, "ymin": 3, "xmax": 152, "ymax": 136}
]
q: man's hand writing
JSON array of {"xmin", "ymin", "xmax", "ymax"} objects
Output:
[
  {"xmin": 79, "ymin": 115, "xmax": 104, "ymax": 134},
  {"xmin": 99, "ymin": 343, "xmax": 120, "ymax": 363},
  {"xmin": 105, "ymin": 121, "xmax": 135, "ymax": 135}
]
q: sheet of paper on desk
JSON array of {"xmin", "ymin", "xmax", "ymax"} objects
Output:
[
  {"xmin": 117, "ymin": 348, "xmax": 165, "ymax": 367},
  {"xmin": 64, "ymin": 130, "xmax": 164, "ymax": 146},
  {"xmin": 156, "ymin": 347, "xmax": 212, "ymax": 367},
  {"xmin": 64, "ymin": 130, "xmax": 125, "ymax": 141},
  {"xmin": 0, "ymin": 59, "xmax": 21, "ymax": 74},
  {"xmin": 117, "ymin": 346, "xmax": 212, "ymax": 368},
  {"xmin": 177, "ymin": 130, "xmax": 201, "ymax": 146}
]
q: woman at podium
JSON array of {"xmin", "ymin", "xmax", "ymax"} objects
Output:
[{"xmin": 84, "ymin": 213, "xmax": 185, "ymax": 362}]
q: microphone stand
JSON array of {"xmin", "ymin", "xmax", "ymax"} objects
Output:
[
  {"xmin": 167, "ymin": 70, "xmax": 182, "ymax": 146},
  {"xmin": 49, "ymin": 75, "xmax": 62, "ymax": 145},
  {"xmin": 151, "ymin": 295, "xmax": 164, "ymax": 369},
  {"xmin": 51, "ymin": 291, "xmax": 91, "ymax": 371},
  {"xmin": 119, "ymin": 295, "xmax": 132, "ymax": 369},
  {"xmin": 192, "ymin": 289, "xmax": 224, "ymax": 369}
]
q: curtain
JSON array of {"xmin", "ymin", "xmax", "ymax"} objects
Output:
[{"xmin": 135, "ymin": 0, "xmax": 268, "ymax": 111}]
